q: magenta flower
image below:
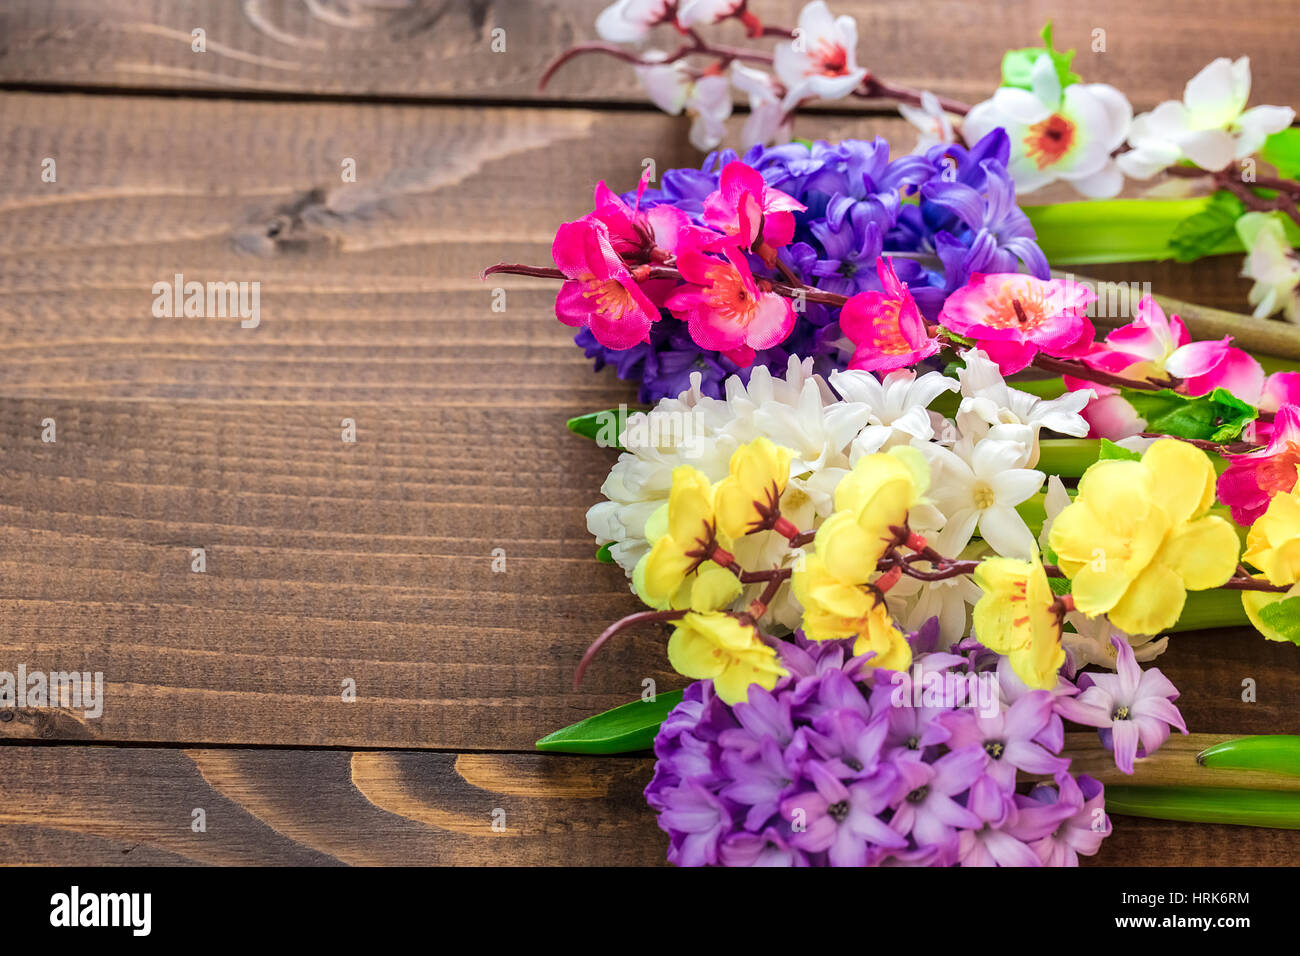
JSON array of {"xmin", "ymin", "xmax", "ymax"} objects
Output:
[
  {"xmin": 1218, "ymin": 403, "xmax": 1300, "ymax": 525},
  {"xmin": 665, "ymin": 245, "xmax": 795, "ymax": 364},
  {"xmin": 937, "ymin": 272, "xmax": 1096, "ymax": 374},
  {"xmin": 589, "ymin": 172, "xmax": 717, "ymax": 264},
  {"xmin": 1055, "ymin": 636, "xmax": 1187, "ymax": 775},
  {"xmin": 1021, "ymin": 772, "xmax": 1110, "ymax": 866},
  {"xmin": 839, "ymin": 257, "xmax": 942, "ymax": 372},
  {"xmin": 702, "ymin": 160, "xmax": 806, "ymax": 255},
  {"xmin": 552, "ymin": 217, "xmax": 664, "ymax": 349}
]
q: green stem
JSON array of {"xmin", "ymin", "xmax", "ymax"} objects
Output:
[
  {"xmin": 1104, "ymin": 785, "xmax": 1300, "ymax": 829},
  {"xmin": 1036, "ymin": 438, "xmax": 1101, "ymax": 478},
  {"xmin": 1168, "ymin": 588, "xmax": 1249, "ymax": 632},
  {"xmin": 1025, "ymin": 197, "xmax": 1300, "ymax": 265}
]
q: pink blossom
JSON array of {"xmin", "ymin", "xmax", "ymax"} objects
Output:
[
  {"xmin": 937, "ymin": 273, "xmax": 1096, "ymax": 374},
  {"xmin": 702, "ymin": 161, "xmax": 806, "ymax": 257},
  {"xmin": 589, "ymin": 171, "xmax": 718, "ymax": 265},
  {"xmin": 839, "ymin": 257, "xmax": 941, "ymax": 372},
  {"xmin": 665, "ymin": 245, "xmax": 795, "ymax": 364},
  {"xmin": 1083, "ymin": 296, "xmax": 1231, "ymax": 384},
  {"xmin": 552, "ymin": 217, "xmax": 663, "ymax": 350},
  {"xmin": 1218, "ymin": 403, "xmax": 1300, "ymax": 524},
  {"xmin": 1054, "ymin": 636, "xmax": 1186, "ymax": 775}
]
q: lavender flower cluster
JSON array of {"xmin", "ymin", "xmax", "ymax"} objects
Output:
[
  {"xmin": 645, "ymin": 627, "xmax": 1111, "ymax": 867},
  {"xmin": 577, "ymin": 129, "xmax": 1048, "ymax": 403}
]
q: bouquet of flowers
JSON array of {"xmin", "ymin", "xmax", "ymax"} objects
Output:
[{"xmin": 486, "ymin": 1, "xmax": 1300, "ymax": 866}]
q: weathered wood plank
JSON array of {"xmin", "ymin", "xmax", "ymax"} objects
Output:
[
  {"xmin": 1, "ymin": 745, "xmax": 1296, "ymax": 865},
  {"xmin": 0, "ymin": 92, "xmax": 1289, "ymax": 751},
  {"xmin": 1, "ymin": 0, "xmax": 1297, "ymax": 113},
  {"xmin": 0, "ymin": 747, "xmax": 665, "ymax": 865}
]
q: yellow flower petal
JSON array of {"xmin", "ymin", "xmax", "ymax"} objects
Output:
[
  {"xmin": 1161, "ymin": 515, "xmax": 1240, "ymax": 590},
  {"xmin": 1106, "ymin": 559, "xmax": 1187, "ymax": 636},
  {"xmin": 1141, "ymin": 438, "xmax": 1217, "ymax": 525}
]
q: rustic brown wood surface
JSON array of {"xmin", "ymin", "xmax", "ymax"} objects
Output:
[{"xmin": 0, "ymin": 0, "xmax": 1296, "ymax": 866}]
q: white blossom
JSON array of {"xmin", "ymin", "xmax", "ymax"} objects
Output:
[
  {"xmin": 1118, "ymin": 57, "xmax": 1295, "ymax": 179},
  {"xmin": 964, "ymin": 55, "xmax": 1131, "ymax": 197},
  {"xmin": 773, "ymin": 1, "xmax": 868, "ymax": 111}
]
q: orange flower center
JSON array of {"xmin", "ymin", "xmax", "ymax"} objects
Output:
[
  {"xmin": 704, "ymin": 263, "xmax": 758, "ymax": 324},
  {"xmin": 871, "ymin": 300, "xmax": 911, "ymax": 355},
  {"xmin": 1024, "ymin": 113, "xmax": 1076, "ymax": 169},
  {"xmin": 583, "ymin": 277, "xmax": 635, "ymax": 319},
  {"xmin": 985, "ymin": 290, "xmax": 1050, "ymax": 332}
]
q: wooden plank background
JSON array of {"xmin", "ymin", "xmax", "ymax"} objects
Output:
[{"xmin": 0, "ymin": 0, "xmax": 1297, "ymax": 866}]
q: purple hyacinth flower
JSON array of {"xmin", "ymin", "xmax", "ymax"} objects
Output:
[
  {"xmin": 719, "ymin": 826, "xmax": 809, "ymax": 867},
  {"xmin": 995, "ymin": 655, "xmax": 1077, "ymax": 754},
  {"xmin": 943, "ymin": 690, "xmax": 1071, "ymax": 792},
  {"xmin": 1023, "ymin": 773, "xmax": 1111, "ymax": 866},
  {"xmin": 955, "ymin": 818, "xmax": 1045, "ymax": 867},
  {"xmin": 888, "ymin": 745, "xmax": 985, "ymax": 851},
  {"xmin": 657, "ymin": 781, "xmax": 732, "ymax": 867},
  {"xmin": 720, "ymin": 736, "xmax": 796, "ymax": 830},
  {"xmin": 1054, "ymin": 636, "xmax": 1187, "ymax": 775},
  {"xmin": 781, "ymin": 761, "xmax": 906, "ymax": 866}
]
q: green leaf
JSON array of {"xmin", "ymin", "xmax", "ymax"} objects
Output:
[
  {"xmin": 1098, "ymin": 438, "xmax": 1142, "ymax": 461},
  {"xmin": 566, "ymin": 407, "xmax": 634, "ymax": 449},
  {"xmin": 1261, "ymin": 128, "xmax": 1300, "ymax": 179},
  {"xmin": 1256, "ymin": 595, "xmax": 1300, "ymax": 645},
  {"xmin": 535, "ymin": 690, "xmax": 684, "ymax": 754},
  {"xmin": 1198, "ymin": 735, "xmax": 1300, "ymax": 777},
  {"xmin": 1104, "ymin": 785, "xmax": 1300, "ymax": 829},
  {"xmin": 595, "ymin": 542, "xmax": 615, "ymax": 564},
  {"xmin": 1168, "ymin": 191, "xmax": 1245, "ymax": 262},
  {"xmin": 1000, "ymin": 21, "xmax": 1080, "ymax": 93},
  {"xmin": 1122, "ymin": 387, "xmax": 1257, "ymax": 442}
]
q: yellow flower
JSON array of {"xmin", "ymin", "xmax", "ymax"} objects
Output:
[
  {"xmin": 814, "ymin": 446, "xmax": 929, "ymax": 584},
  {"xmin": 634, "ymin": 465, "xmax": 734, "ymax": 610},
  {"xmin": 666, "ymin": 611, "xmax": 788, "ymax": 704},
  {"xmin": 713, "ymin": 437, "xmax": 793, "ymax": 539},
  {"xmin": 1243, "ymin": 485, "xmax": 1300, "ymax": 586},
  {"xmin": 1048, "ymin": 439, "xmax": 1239, "ymax": 635},
  {"xmin": 791, "ymin": 554, "xmax": 912, "ymax": 671},
  {"xmin": 971, "ymin": 556, "xmax": 1064, "ymax": 689}
]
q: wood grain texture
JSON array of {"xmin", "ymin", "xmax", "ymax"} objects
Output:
[
  {"xmin": 0, "ymin": 746, "xmax": 665, "ymax": 865},
  {"xmin": 0, "ymin": 92, "xmax": 1290, "ymax": 755},
  {"xmin": 3, "ymin": 0, "xmax": 1299, "ymax": 114},
  {"xmin": 2, "ymin": 745, "xmax": 1298, "ymax": 865}
]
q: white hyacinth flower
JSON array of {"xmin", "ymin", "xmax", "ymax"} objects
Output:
[
  {"xmin": 956, "ymin": 348, "xmax": 1091, "ymax": 467},
  {"xmin": 922, "ymin": 437, "xmax": 1045, "ymax": 560}
]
